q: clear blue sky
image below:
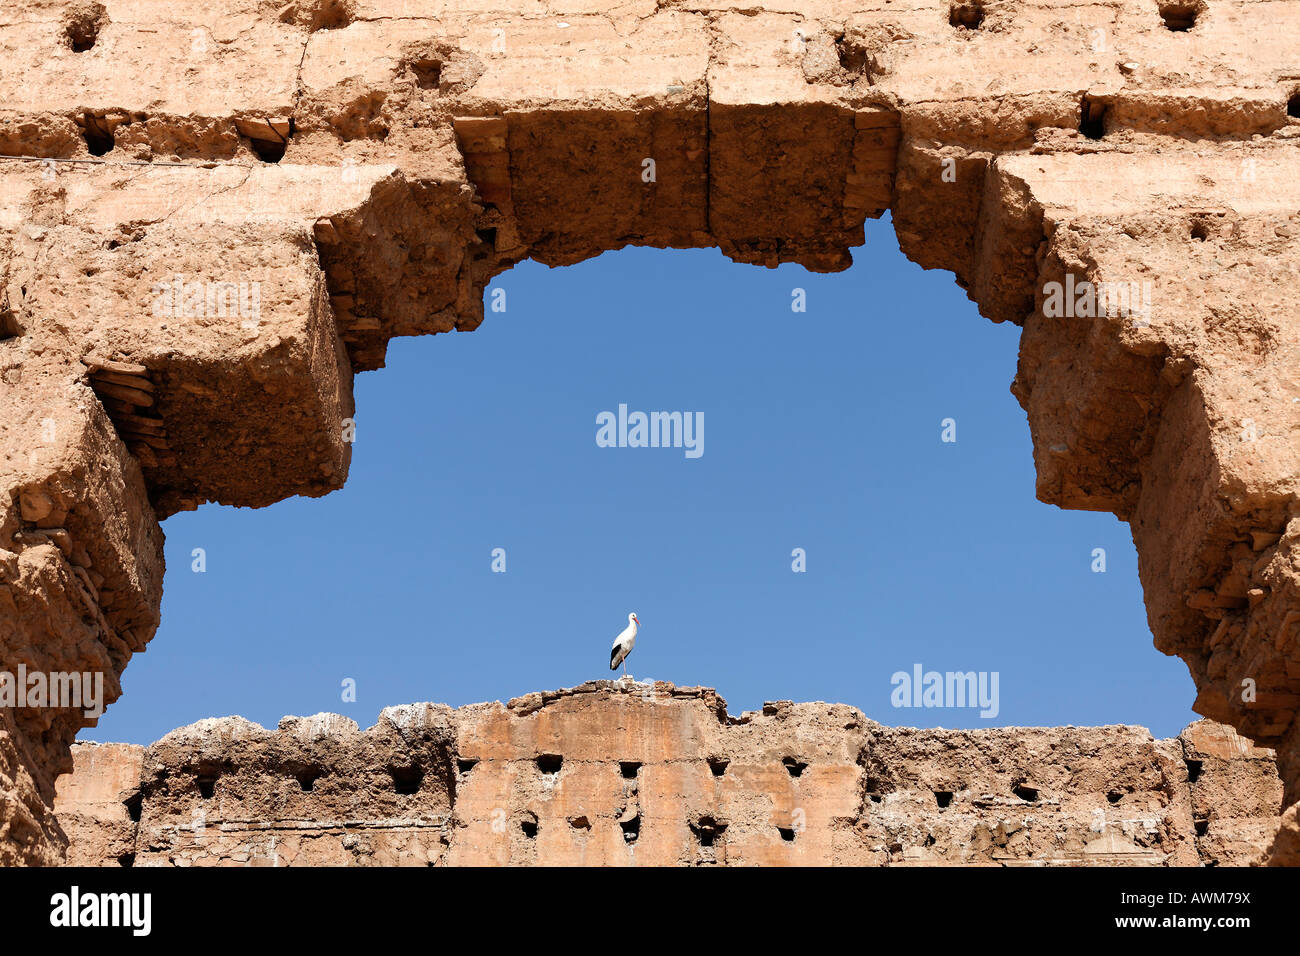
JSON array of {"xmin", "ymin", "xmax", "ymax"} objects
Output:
[{"xmin": 86, "ymin": 215, "xmax": 1197, "ymax": 745}]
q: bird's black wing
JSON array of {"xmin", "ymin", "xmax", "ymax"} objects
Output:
[{"xmin": 610, "ymin": 643, "xmax": 622, "ymax": 669}]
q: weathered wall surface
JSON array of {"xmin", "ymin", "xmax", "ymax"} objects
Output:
[
  {"xmin": 54, "ymin": 738, "xmax": 143, "ymax": 866},
  {"xmin": 2, "ymin": 0, "xmax": 1300, "ymax": 863},
  {"xmin": 55, "ymin": 684, "xmax": 1284, "ymax": 866}
]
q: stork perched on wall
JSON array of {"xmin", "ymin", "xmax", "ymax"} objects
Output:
[{"xmin": 610, "ymin": 612, "xmax": 639, "ymax": 680}]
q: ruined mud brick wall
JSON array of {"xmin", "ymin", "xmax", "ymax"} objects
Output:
[
  {"xmin": 54, "ymin": 684, "xmax": 1283, "ymax": 866},
  {"xmin": 2, "ymin": 0, "xmax": 1300, "ymax": 864}
]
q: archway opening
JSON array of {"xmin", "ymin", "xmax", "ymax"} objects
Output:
[{"xmin": 83, "ymin": 217, "xmax": 1196, "ymax": 746}]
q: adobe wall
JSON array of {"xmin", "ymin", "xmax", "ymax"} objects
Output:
[
  {"xmin": 1, "ymin": 0, "xmax": 1298, "ymax": 862},
  {"xmin": 55, "ymin": 685, "xmax": 1285, "ymax": 866}
]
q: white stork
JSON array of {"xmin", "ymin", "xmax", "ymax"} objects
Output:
[{"xmin": 610, "ymin": 612, "xmax": 639, "ymax": 679}]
